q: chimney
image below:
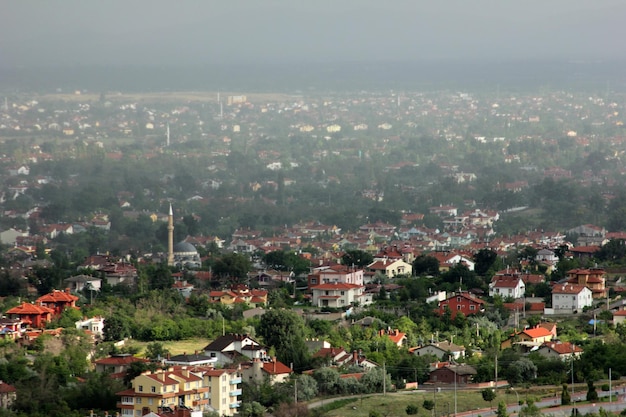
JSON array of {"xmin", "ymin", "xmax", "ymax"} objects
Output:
[{"xmin": 353, "ymin": 350, "xmax": 358, "ymax": 363}]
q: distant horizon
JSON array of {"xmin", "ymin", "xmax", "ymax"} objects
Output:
[{"xmin": 1, "ymin": 59, "xmax": 625, "ymax": 94}]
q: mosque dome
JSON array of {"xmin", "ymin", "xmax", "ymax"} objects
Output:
[{"xmin": 173, "ymin": 241, "xmax": 198, "ymax": 255}]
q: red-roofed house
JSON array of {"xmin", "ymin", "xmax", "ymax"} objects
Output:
[
  {"xmin": 5, "ymin": 302, "xmax": 54, "ymax": 328},
  {"xmin": 117, "ymin": 369, "xmax": 210, "ymax": 416},
  {"xmin": 501, "ymin": 326, "xmax": 554, "ymax": 350},
  {"xmin": 365, "ymin": 258, "xmax": 412, "ymax": 279},
  {"xmin": 613, "ymin": 310, "xmax": 626, "ymax": 326},
  {"xmin": 241, "ymin": 357, "xmax": 292, "ymax": 385},
  {"xmin": 310, "ymin": 282, "xmax": 372, "ymax": 308},
  {"xmin": 379, "ymin": 328, "xmax": 407, "ymax": 347},
  {"xmin": 552, "ymin": 284, "xmax": 593, "ymax": 312},
  {"xmin": 0, "ymin": 381, "xmax": 16, "ymax": 409},
  {"xmin": 36, "ymin": 288, "xmax": 79, "ymax": 316},
  {"xmin": 95, "ymin": 354, "xmax": 150, "ymax": 379},
  {"xmin": 537, "ymin": 342, "xmax": 583, "ymax": 361},
  {"xmin": 566, "ymin": 268, "xmax": 607, "ymax": 298},
  {"xmin": 489, "ymin": 275, "xmax": 525, "ymax": 299},
  {"xmin": 437, "ymin": 292, "xmax": 485, "ymax": 319}
]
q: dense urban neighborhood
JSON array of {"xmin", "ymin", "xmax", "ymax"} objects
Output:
[{"xmin": 2, "ymin": 84, "xmax": 626, "ymax": 417}]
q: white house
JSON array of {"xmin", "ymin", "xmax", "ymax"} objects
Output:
[
  {"xmin": 536, "ymin": 341, "xmax": 583, "ymax": 361},
  {"xmin": 310, "ymin": 282, "xmax": 372, "ymax": 308},
  {"xmin": 202, "ymin": 333, "xmax": 266, "ymax": 365},
  {"xmin": 551, "ymin": 284, "xmax": 593, "ymax": 312},
  {"xmin": 489, "ymin": 276, "xmax": 525, "ymax": 299},
  {"xmin": 366, "ymin": 259, "xmax": 413, "ymax": 279},
  {"xmin": 413, "ymin": 341, "xmax": 466, "ymax": 360}
]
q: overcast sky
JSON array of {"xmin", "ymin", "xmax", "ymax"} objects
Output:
[{"xmin": 1, "ymin": 0, "xmax": 625, "ymax": 68}]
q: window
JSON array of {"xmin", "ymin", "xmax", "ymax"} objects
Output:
[
  {"xmin": 136, "ymin": 398, "xmax": 142, "ymax": 404},
  {"xmin": 151, "ymin": 386, "xmax": 156, "ymax": 393},
  {"xmin": 457, "ymin": 297, "xmax": 461, "ymax": 302},
  {"xmin": 148, "ymin": 399, "xmax": 153, "ymax": 405},
  {"xmin": 138, "ymin": 385, "xmax": 143, "ymax": 392},
  {"xmin": 470, "ymin": 305, "xmax": 475, "ymax": 311},
  {"xmin": 340, "ymin": 291, "xmax": 345, "ymax": 295},
  {"xmin": 457, "ymin": 305, "xmax": 461, "ymax": 310},
  {"xmin": 311, "ymin": 278, "xmax": 317, "ymax": 284}
]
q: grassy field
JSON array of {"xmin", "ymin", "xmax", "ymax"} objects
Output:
[
  {"xmin": 123, "ymin": 337, "xmax": 212, "ymax": 357},
  {"xmin": 321, "ymin": 388, "xmax": 554, "ymax": 417}
]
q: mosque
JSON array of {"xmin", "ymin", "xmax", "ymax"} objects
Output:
[{"xmin": 167, "ymin": 204, "xmax": 202, "ymax": 269}]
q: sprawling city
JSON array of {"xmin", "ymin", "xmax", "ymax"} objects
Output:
[{"xmin": 2, "ymin": 2, "xmax": 626, "ymax": 417}]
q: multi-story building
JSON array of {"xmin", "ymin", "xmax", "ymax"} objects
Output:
[
  {"xmin": 117, "ymin": 369, "xmax": 208, "ymax": 417},
  {"xmin": 566, "ymin": 268, "xmax": 607, "ymax": 298},
  {"xmin": 552, "ymin": 284, "xmax": 593, "ymax": 312},
  {"xmin": 203, "ymin": 368, "xmax": 242, "ymax": 416},
  {"xmin": 310, "ymin": 282, "xmax": 372, "ymax": 308},
  {"xmin": 307, "ymin": 265, "xmax": 364, "ymax": 290},
  {"xmin": 437, "ymin": 292, "xmax": 485, "ymax": 319}
]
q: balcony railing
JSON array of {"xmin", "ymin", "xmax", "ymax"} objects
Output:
[
  {"xmin": 230, "ymin": 377, "xmax": 242, "ymax": 384},
  {"xmin": 230, "ymin": 389, "xmax": 242, "ymax": 397},
  {"xmin": 229, "ymin": 402, "xmax": 242, "ymax": 409}
]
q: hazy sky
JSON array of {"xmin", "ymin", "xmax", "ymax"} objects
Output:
[{"xmin": 1, "ymin": 0, "xmax": 625, "ymax": 68}]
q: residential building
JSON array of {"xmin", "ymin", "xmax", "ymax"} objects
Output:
[
  {"xmin": 208, "ymin": 285, "xmax": 268, "ymax": 307},
  {"xmin": 202, "ymin": 368, "xmax": 242, "ymax": 416},
  {"xmin": 75, "ymin": 316, "xmax": 105, "ymax": 340},
  {"xmin": 552, "ymin": 284, "xmax": 593, "ymax": 312},
  {"xmin": 240, "ymin": 357, "xmax": 293, "ymax": 385},
  {"xmin": 307, "ymin": 265, "xmax": 364, "ymax": 290},
  {"xmin": 437, "ymin": 292, "xmax": 485, "ymax": 319},
  {"xmin": 489, "ymin": 275, "xmax": 525, "ymax": 299},
  {"xmin": 310, "ymin": 282, "xmax": 372, "ymax": 308},
  {"xmin": 117, "ymin": 369, "xmax": 209, "ymax": 416},
  {"xmin": 35, "ymin": 288, "xmax": 79, "ymax": 317},
  {"xmin": 613, "ymin": 309, "xmax": 626, "ymax": 325},
  {"xmin": 412, "ymin": 341, "xmax": 466, "ymax": 360},
  {"xmin": 95, "ymin": 354, "xmax": 150, "ymax": 379},
  {"xmin": 0, "ymin": 381, "xmax": 16, "ymax": 409},
  {"xmin": 428, "ymin": 364, "xmax": 476, "ymax": 385},
  {"xmin": 378, "ymin": 328, "xmax": 407, "ymax": 347},
  {"xmin": 365, "ymin": 258, "xmax": 412, "ymax": 280},
  {"xmin": 500, "ymin": 326, "xmax": 554, "ymax": 350},
  {"xmin": 202, "ymin": 333, "xmax": 266, "ymax": 366},
  {"xmin": 565, "ymin": 268, "xmax": 607, "ymax": 298},
  {"xmin": 5, "ymin": 302, "xmax": 53, "ymax": 329},
  {"xmin": 536, "ymin": 342, "xmax": 583, "ymax": 361}
]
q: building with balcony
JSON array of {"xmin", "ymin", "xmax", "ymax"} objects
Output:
[
  {"xmin": 203, "ymin": 368, "xmax": 242, "ymax": 416},
  {"xmin": 117, "ymin": 369, "xmax": 208, "ymax": 417}
]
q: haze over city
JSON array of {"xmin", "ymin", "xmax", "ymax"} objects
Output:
[
  {"xmin": 2, "ymin": 1, "xmax": 625, "ymax": 67},
  {"xmin": 3, "ymin": 2, "xmax": 626, "ymax": 417}
]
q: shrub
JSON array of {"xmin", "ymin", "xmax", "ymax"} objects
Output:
[{"xmin": 406, "ymin": 404, "xmax": 419, "ymax": 415}]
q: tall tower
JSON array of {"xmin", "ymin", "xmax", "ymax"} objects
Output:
[
  {"xmin": 166, "ymin": 123, "xmax": 170, "ymax": 147},
  {"xmin": 167, "ymin": 203, "xmax": 174, "ymax": 266}
]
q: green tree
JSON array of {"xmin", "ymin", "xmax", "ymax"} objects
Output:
[
  {"xmin": 518, "ymin": 399, "xmax": 542, "ymax": 417},
  {"xmin": 586, "ymin": 380, "xmax": 599, "ymax": 402},
  {"xmin": 296, "ymin": 374, "xmax": 318, "ymax": 401},
  {"xmin": 496, "ymin": 401, "xmax": 509, "ymax": 417},
  {"xmin": 482, "ymin": 388, "xmax": 497, "ymax": 408},
  {"xmin": 341, "ymin": 249, "xmax": 374, "ymax": 268},
  {"xmin": 257, "ymin": 309, "xmax": 310, "ymax": 372},
  {"xmin": 213, "ymin": 253, "xmax": 252, "ymax": 281},
  {"xmin": 145, "ymin": 342, "xmax": 170, "ymax": 361},
  {"xmin": 103, "ymin": 313, "xmax": 132, "ymax": 342},
  {"xmin": 561, "ymin": 384, "xmax": 571, "ymax": 405}
]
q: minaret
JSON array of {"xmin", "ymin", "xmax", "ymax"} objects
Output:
[
  {"xmin": 166, "ymin": 123, "xmax": 170, "ymax": 147},
  {"xmin": 167, "ymin": 203, "xmax": 174, "ymax": 266}
]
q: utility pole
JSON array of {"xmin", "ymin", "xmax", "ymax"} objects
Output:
[
  {"xmin": 454, "ymin": 369, "xmax": 458, "ymax": 416},
  {"xmin": 294, "ymin": 376, "xmax": 298, "ymax": 417},
  {"xmin": 383, "ymin": 362, "xmax": 386, "ymax": 396},
  {"xmin": 571, "ymin": 344, "xmax": 575, "ymax": 402},
  {"xmin": 494, "ymin": 354, "xmax": 498, "ymax": 392},
  {"xmin": 609, "ymin": 368, "xmax": 612, "ymax": 404}
]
